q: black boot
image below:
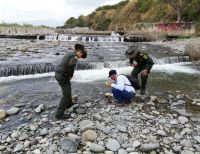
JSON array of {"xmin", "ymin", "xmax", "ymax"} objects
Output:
[
  {"xmin": 140, "ymin": 76, "xmax": 147, "ymax": 95},
  {"xmin": 140, "ymin": 88, "xmax": 146, "ymax": 95},
  {"xmin": 55, "ymin": 114, "xmax": 71, "ymax": 120}
]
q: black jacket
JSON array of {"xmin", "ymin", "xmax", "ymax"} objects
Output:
[
  {"xmin": 129, "ymin": 52, "xmax": 154, "ymax": 72},
  {"xmin": 55, "ymin": 52, "xmax": 78, "ymax": 78}
]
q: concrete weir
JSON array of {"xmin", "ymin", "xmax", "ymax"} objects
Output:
[
  {"xmin": 0, "ymin": 34, "xmax": 45, "ymax": 40},
  {"xmin": 0, "ymin": 33, "xmax": 155, "ymax": 42}
]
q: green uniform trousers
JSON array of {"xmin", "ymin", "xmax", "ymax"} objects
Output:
[
  {"xmin": 131, "ymin": 65, "xmax": 148, "ymax": 90},
  {"xmin": 55, "ymin": 73, "xmax": 72, "ymax": 117}
]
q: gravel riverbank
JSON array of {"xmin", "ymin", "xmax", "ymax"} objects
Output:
[{"xmin": 0, "ymin": 78, "xmax": 200, "ymax": 154}]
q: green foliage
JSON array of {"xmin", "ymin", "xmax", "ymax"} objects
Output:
[
  {"xmin": 22, "ymin": 23, "xmax": 33, "ymax": 27},
  {"xmin": 95, "ymin": 0, "xmax": 128, "ymax": 11},
  {"xmin": 65, "ymin": 17, "xmax": 78, "ymax": 28},
  {"xmin": 0, "ymin": 22, "xmax": 22, "ymax": 27},
  {"xmin": 182, "ymin": 0, "xmax": 200, "ymax": 21},
  {"xmin": 95, "ymin": 18, "xmax": 111, "ymax": 30},
  {"xmin": 136, "ymin": 0, "xmax": 152, "ymax": 13},
  {"xmin": 0, "ymin": 22, "xmax": 50, "ymax": 28},
  {"xmin": 195, "ymin": 22, "xmax": 200, "ymax": 35},
  {"xmin": 63, "ymin": 0, "xmax": 200, "ymax": 30}
]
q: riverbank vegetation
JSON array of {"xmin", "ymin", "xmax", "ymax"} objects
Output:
[
  {"xmin": 62, "ymin": 0, "xmax": 200, "ymax": 31},
  {"xmin": 0, "ymin": 22, "xmax": 50, "ymax": 28}
]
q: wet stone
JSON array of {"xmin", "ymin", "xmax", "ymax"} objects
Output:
[
  {"xmin": 106, "ymin": 139, "xmax": 121, "ymax": 152},
  {"xmin": 89, "ymin": 143, "xmax": 105, "ymax": 153},
  {"xmin": 60, "ymin": 137, "xmax": 80, "ymax": 153},
  {"xmin": 139, "ymin": 143, "xmax": 160, "ymax": 152}
]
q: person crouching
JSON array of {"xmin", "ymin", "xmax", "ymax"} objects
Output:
[{"xmin": 106, "ymin": 70, "xmax": 135, "ymax": 105}]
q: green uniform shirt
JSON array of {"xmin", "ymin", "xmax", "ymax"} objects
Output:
[
  {"xmin": 55, "ymin": 52, "xmax": 78, "ymax": 78},
  {"xmin": 129, "ymin": 52, "xmax": 154, "ymax": 72}
]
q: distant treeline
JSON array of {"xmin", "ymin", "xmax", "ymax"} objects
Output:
[
  {"xmin": 60, "ymin": 0, "xmax": 200, "ymax": 31},
  {"xmin": 0, "ymin": 22, "xmax": 51, "ymax": 28}
]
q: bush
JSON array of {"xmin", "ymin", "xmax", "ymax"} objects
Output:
[
  {"xmin": 195, "ymin": 22, "xmax": 200, "ymax": 36},
  {"xmin": 185, "ymin": 39, "xmax": 200, "ymax": 61}
]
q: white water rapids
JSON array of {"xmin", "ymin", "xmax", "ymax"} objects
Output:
[{"xmin": 0, "ymin": 62, "xmax": 199, "ymax": 83}]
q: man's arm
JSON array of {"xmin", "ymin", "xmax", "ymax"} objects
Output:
[
  {"xmin": 129, "ymin": 58, "xmax": 134, "ymax": 65},
  {"xmin": 111, "ymin": 76, "xmax": 124, "ymax": 91},
  {"xmin": 67, "ymin": 57, "xmax": 78, "ymax": 78},
  {"xmin": 143, "ymin": 54, "xmax": 154, "ymax": 72}
]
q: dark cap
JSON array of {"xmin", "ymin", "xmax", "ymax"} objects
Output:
[
  {"xmin": 75, "ymin": 44, "xmax": 87, "ymax": 58},
  {"xmin": 108, "ymin": 69, "xmax": 117, "ymax": 77},
  {"xmin": 125, "ymin": 45, "xmax": 138, "ymax": 58}
]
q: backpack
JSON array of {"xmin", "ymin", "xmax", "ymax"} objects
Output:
[{"xmin": 123, "ymin": 75, "xmax": 141, "ymax": 90}]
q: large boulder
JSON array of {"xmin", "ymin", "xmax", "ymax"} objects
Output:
[
  {"xmin": 185, "ymin": 39, "xmax": 200, "ymax": 61},
  {"xmin": 0, "ymin": 110, "xmax": 6, "ymax": 120}
]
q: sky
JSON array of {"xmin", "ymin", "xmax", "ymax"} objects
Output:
[{"xmin": 0, "ymin": 0, "xmax": 123, "ymax": 27}]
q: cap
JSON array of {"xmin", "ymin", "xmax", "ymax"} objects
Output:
[
  {"xmin": 125, "ymin": 45, "xmax": 138, "ymax": 58},
  {"xmin": 108, "ymin": 69, "xmax": 117, "ymax": 77},
  {"xmin": 75, "ymin": 44, "xmax": 87, "ymax": 58}
]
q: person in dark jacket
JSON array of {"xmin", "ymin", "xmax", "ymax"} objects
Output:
[
  {"xmin": 55, "ymin": 44, "xmax": 87, "ymax": 120},
  {"xmin": 125, "ymin": 45, "xmax": 154, "ymax": 95}
]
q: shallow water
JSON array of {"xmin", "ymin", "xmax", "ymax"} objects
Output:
[{"xmin": 0, "ymin": 39, "xmax": 200, "ymax": 120}]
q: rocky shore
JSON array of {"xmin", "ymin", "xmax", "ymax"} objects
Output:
[
  {"xmin": 0, "ymin": 80, "xmax": 200, "ymax": 154},
  {"xmin": 0, "ymin": 37, "xmax": 200, "ymax": 153}
]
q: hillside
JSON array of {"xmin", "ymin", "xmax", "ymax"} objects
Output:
[{"xmin": 62, "ymin": 0, "xmax": 200, "ymax": 31}]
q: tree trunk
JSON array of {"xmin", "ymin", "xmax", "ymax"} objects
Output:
[{"xmin": 177, "ymin": 8, "xmax": 181, "ymax": 23}]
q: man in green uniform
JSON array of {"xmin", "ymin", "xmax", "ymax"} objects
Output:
[
  {"xmin": 55, "ymin": 44, "xmax": 87, "ymax": 120},
  {"xmin": 125, "ymin": 45, "xmax": 154, "ymax": 95}
]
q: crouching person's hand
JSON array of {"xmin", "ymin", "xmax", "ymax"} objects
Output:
[{"xmin": 105, "ymin": 82, "xmax": 112, "ymax": 88}]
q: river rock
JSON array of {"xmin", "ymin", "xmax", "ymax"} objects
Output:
[
  {"xmin": 89, "ymin": 143, "xmax": 105, "ymax": 153},
  {"xmin": 49, "ymin": 131, "xmax": 61, "ymax": 138},
  {"xmin": 132, "ymin": 140, "xmax": 141, "ymax": 148},
  {"xmin": 150, "ymin": 96, "xmax": 157, "ymax": 102},
  {"xmin": 139, "ymin": 143, "xmax": 160, "ymax": 152},
  {"xmin": 40, "ymin": 128, "xmax": 48, "ymax": 136},
  {"xmin": 176, "ymin": 94, "xmax": 185, "ymax": 99},
  {"xmin": 118, "ymin": 148, "xmax": 128, "ymax": 154},
  {"xmin": 60, "ymin": 137, "xmax": 80, "ymax": 152},
  {"xmin": 30, "ymin": 139, "xmax": 39, "ymax": 146},
  {"xmin": 157, "ymin": 130, "xmax": 167, "ymax": 136},
  {"xmin": 35, "ymin": 104, "xmax": 45, "ymax": 113},
  {"xmin": 13, "ymin": 144, "xmax": 23, "ymax": 152},
  {"xmin": 6, "ymin": 107, "xmax": 20, "ymax": 115},
  {"xmin": 19, "ymin": 133, "xmax": 28, "ymax": 141},
  {"xmin": 106, "ymin": 139, "xmax": 120, "ymax": 152},
  {"xmin": 93, "ymin": 113, "xmax": 102, "ymax": 121},
  {"xmin": 172, "ymin": 145, "xmax": 181, "ymax": 152},
  {"xmin": 194, "ymin": 136, "xmax": 200, "ymax": 143},
  {"xmin": 33, "ymin": 149, "xmax": 41, "ymax": 154},
  {"xmin": 173, "ymin": 109, "xmax": 191, "ymax": 117},
  {"xmin": 11, "ymin": 130, "xmax": 21, "ymax": 138},
  {"xmin": 181, "ymin": 150, "xmax": 195, "ymax": 154},
  {"xmin": 29, "ymin": 124, "xmax": 37, "ymax": 131},
  {"xmin": 75, "ymin": 108, "xmax": 86, "ymax": 114},
  {"xmin": 105, "ymin": 151, "xmax": 114, "ymax": 154},
  {"xmin": 82, "ymin": 130, "xmax": 97, "ymax": 141},
  {"xmin": 185, "ymin": 39, "xmax": 200, "ymax": 61},
  {"xmin": 24, "ymin": 140, "xmax": 30, "ymax": 148},
  {"xmin": 170, "ymin": 119, "xmax": 178, "ymax": 125},
  {"xmin": 180, "ymin": 139, "xmax": 192, "ymax": 148},
  {"xmin": 79, "ymin": 120, "xmax": 95, "ymax": 132},
  {"xmin": 0, "ymin": 109, "xmax": 6, "ymax": 120},
  {"xmin": 0, "ymin": 145, "xmax": 6, "ymax": 151},
  {"xmin": 117, "ymin": 125, "xmax": 127, "ymax": 133},
  {"xmin": 178, "ymin": 116, "xmax": 189, "ymax": 124}
]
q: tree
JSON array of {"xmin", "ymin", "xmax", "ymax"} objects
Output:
[{"xmin": 165, "ymin": 0, "xmax": 192, "ymax": 22}]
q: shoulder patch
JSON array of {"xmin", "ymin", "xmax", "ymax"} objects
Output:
[
  {"xmin": 69, "ymin": 57, "xmax": 78, "ymax": 65},
  {"xmin": 143, "ymin": 54, "xmax": 148, "ymax": 59}
]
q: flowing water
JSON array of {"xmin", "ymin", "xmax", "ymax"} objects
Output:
[{"xmin": 0, "ymin": 38, "xmax": 200, "ymax": 117}]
